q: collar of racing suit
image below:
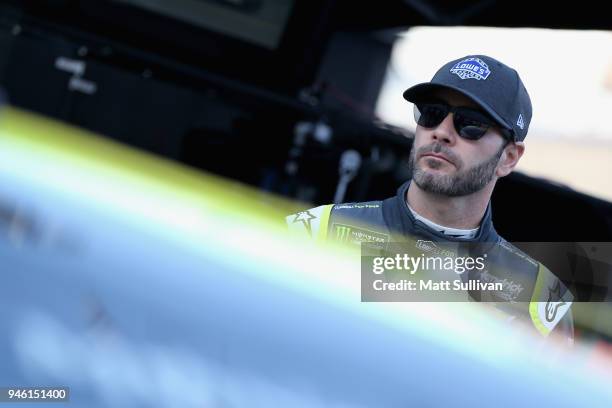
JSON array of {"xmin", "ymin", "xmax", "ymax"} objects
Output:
[{"xmin": 381, "ymin": 181, "xmax": 501, "ymax": 245}]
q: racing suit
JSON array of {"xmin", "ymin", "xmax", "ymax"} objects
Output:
[{"xmin": 287, "ymin": 181, "xmax": 574, "ymax": 343}]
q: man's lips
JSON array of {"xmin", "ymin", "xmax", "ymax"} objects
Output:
[{"xmin": 421, "ymin": 153, "xmax": 454, "ymax": 165}]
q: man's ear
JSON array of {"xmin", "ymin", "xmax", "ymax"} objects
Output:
[{"xmin": 496, "ymin": 141, "xmax": 525, "ymax": 177}]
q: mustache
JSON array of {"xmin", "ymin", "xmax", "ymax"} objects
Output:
[{"xmin": 416, "ymin": 143, "xmax": 461, "ymax": 166}]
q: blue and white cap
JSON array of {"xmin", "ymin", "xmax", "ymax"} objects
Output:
[{"xmin": 403, "ymin": 55, "xmax": 532, "ymax": 141}]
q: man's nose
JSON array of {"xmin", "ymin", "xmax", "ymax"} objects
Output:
[{"xmin": 431, "ymin": 114, "xmax": 457, "ymax": 145}]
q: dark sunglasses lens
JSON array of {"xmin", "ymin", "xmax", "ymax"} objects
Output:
[
  {"xmin": 454, "ymin": 113, "xmax": 489, "ymax": 140},
  {"xmin": 415, "ymin": 103, "xmax": 448, "ymax": 128},
  {"xmin": 459, "ymin": 125, "xmax": 488, "ymax": 139}
]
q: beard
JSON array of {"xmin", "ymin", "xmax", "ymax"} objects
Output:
[{"xmin": 407, "ymin": 142, "xmax": 505, "ymax": 197}]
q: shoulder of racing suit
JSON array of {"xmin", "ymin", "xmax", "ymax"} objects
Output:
[
  {"xmin": 286, "ymin": 201, "xmax": 389, "ymax": 244},
  {"xmin": 286, "ymin": 200, "xmax": 574, "ymax": 342}
]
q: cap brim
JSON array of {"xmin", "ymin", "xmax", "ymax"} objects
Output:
[{"xmin": 403, "ymin": 83, "xmax": 513, "ymax": 131}]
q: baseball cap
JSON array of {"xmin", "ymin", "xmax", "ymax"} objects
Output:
[{"xmin": 403, "ymin": 55, "xmax": 532, "ymax": 141}]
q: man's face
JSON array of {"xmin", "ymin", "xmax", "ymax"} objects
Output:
[{"xmin": 407, "ymin": 89, "xmax": 509, "ymax": 197}]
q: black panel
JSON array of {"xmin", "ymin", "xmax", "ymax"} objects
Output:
[
  {"xmin": 0, "ymin": 22, "xmax": 76, "ymax": 119},
  {"xmin": 493, "ymin": 172, "xmax": 612, "ymax": 241},
  {"xmin": 2, "ymin": 0, "xmax": 335, "ymax": 95}
]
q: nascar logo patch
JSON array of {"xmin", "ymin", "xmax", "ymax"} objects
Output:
[{"xmin": 450, "ymin": 57, "xmax": 491, "ymax": 80}]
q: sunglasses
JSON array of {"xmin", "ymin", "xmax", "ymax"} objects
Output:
[{"xmin": 413, "ymin": 102, "xmax": 514, "ymax": 141}]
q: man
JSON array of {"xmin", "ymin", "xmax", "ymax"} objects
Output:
[{"xmin": 287, "ymin": 55, "xmax": 574, "ymax": 343}]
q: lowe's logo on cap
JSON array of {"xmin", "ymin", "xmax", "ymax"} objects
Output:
[{"xmin": 450, "ymin": 57, "xmax": 491, "ymax": 80}]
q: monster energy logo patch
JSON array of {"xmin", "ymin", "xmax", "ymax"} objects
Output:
[
  {"xmin": 332, "ymin": 223, "xmax": 389, "ymax": 248},
  {"xmin": 335, "ymin": 224, "xmax": 352, "ymax": 241}
]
